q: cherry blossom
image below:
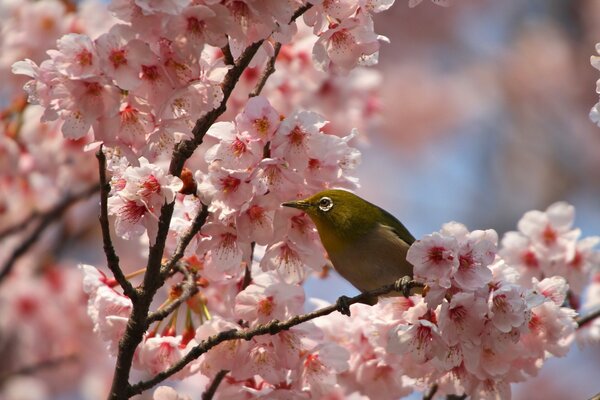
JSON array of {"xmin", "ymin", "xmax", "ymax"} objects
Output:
[{"xmin": 235, "ymin": 272, "xmax": 305, "ymax": 324}]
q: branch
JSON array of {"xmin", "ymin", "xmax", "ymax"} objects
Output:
[
  {"xmin": 96, "ymin": 147, "xmax": 137, "ymax": 300},
  {"xmin": 221, "ymin": 42, "xmax": 234, "ymax": 66},
  {"xmin": 0, "ymin": 354, "xmax": 77, "ymax": 383},
  {"xmin": 423, "ymin": 384, "xmax": 439, "ymax": 400},
  {"xmin": 0, "ymin": 183, "xmax": 100, "ymax": 284},
  {"xmin": 147, "ymin": 265, "xmax": 198, "ymax": 324},
  {"xmin": 249, "ymin": 42, "xmax": 282, "ymax": 98},
  {"xmin": 576, "ymin": 306, "xmax": 600, "ymax": 328},
  {"xmin": 160, "ymin": 202, "xmax": 209, "ymax": 278},
  {"xmin": 108, "ymin": 5, "xmax": 314, "ymax": 398},
  {"xmin": 202, "ymin": 370, "xmax": 229, "ymax": 400},
  {"xmin": 0, "ymin": 211, "xmax": 40, "ymax": 240},
  {"xmin": 128, "ymin": 278, "xmax": 423, "ymax": 395}
]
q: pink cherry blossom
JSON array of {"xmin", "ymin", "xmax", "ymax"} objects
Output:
[
  {"xmin": 271, "ymin": 110, "xmax": 327, "ymax": 170},
  {"xmin": 195, "ymin": 317, "xmax": 248, "ymax": 378},
  {"xmin": 438, "ymin": 292, "xmax": 487, "ymax": 346},
  {"xmin": 517, "ymin": 201, "xmax": 580, "ymax": 258},
  {"xmin": 136, "ymin": 335, "xmax": 193, "ymax": 377},
  {"xmin": 387, "ymin": 318, "xmax": 447, "ymax": 363},
  {"xmin": 95, "ymin": 25, "xmax": 154, "ymax": 90},
  {"xmin": 47, "ymin": 34, "xmax": 100, "ymax": 79},
  {"xmin": 80, "ymin": 264, "xmax": 132, "ymax": 355},
  {"xmin": 196, "ymin": 222, "xmax": 251, "ymax": 281},
  {"xmin": 205, "ymin": 122, "xmax": 263, "ymax": 170},
  {"xmin": 487, "ymin": 283, "xmax": 528, "ymax": 333},
  {"xmin": 312, "ymin": 14, "xmax": 383, "ymax": 74},
  {"xmin": 235, "ymin": 272, "xmax": 305, "ymax": 324},
  {"xmin": 108, "ymin": 156, "xmax": 182, "ymax": 241},
  {"xmin": 261, "ymin": 238, "xmax": 326, "ymax": 284},
  {"xmin": 407, "ymin": 232, "xmax": 459, "ymax": 290},
  {"xmin": 235, "ymin": 96, "xmax": 281, "ymax": 143},
  {"xmin": 236, "ymin": 195, "xmax": 277, "ymax": 245},
  {"xmin": 196, "ymin": 162, "xmax": 261, "ymax": 217}
]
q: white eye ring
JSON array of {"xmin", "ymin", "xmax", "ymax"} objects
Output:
[{"xmin": 318, "ymin": 196, "xmax": 333, "ymax": 212}]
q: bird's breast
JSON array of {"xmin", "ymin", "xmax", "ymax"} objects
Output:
[{"xmin": 326, "ymin": 224, "xmax": 413, "ymax": 293}]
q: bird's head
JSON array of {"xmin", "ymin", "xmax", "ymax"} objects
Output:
[{"xmin": 282, "ymin": 189, "xmax": 381, "ymax": 249}]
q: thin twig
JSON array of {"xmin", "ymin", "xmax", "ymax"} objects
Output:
[
  {"xmin": 0, "ymin": 183, "xmax": 100, "ymax": 284},
  {"xmin": 241, "ymin": 242, "xmax": 255, "ymax": 290},
  {"xmin": 423, "ymin": 384, "xmax": 439, "ymax": 400},
  {"xmin": 249, "ymin": 42, "xmax": 282, "ymax": 98},
  {"xmin": 96, "ymin": 147, "xmax": 137, "ymax": 300},
  {"xmin": 202, "ymin": 370, "xmax": 229, "ymax": 400},
  {"xmin": 147, "ymin": 265, "xmax": 198, "ymax": 324},
  {"xmin": 128, "ymin": 278, "xmax": 424, "ymax": 395},
  {"xmin": 576, "ymin": 306, "xmax": 600, "ymax": 328},
  {"xmin": 160, "ymin": 202, "xmax": 209, "ymax": 278}
]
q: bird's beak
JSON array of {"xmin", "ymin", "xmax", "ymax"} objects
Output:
[{"xmin": 281, "ymin": 200, "xmax": 310, "ymax": 210}]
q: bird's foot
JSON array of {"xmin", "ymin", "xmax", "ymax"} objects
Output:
[
  {"xmin": 394, "ymin": 275, "xmax": 419, "ymax": 298},
  {"xmin": 336, "ymin": 295, "xmax": 352, "ymax": 317}
]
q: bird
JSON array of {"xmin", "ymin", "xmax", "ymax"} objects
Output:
[{"xmin": 282, "ymin": 189, "xmax": 417, "ymax": 313}]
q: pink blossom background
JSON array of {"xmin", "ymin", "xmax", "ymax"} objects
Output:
[{"xmin": 1, "ymin": 0, "xmax": 600, "ymax": 399}]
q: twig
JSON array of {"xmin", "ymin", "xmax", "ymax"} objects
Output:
[
  {"xmin": 128, "ymin": 278, "xmax": 423, "ymax": 395},
  {"xmin": 221, "ymin": 42, "xmax": 234, "ymax": 66},
  {"xmin": 576, "ymin": 306, "xmax": 600, "ymax": 328},
  {"xmin": 588, "ymin": 392, "xmax": 600, "ymax": 400},
  {"xmin": 96, "ymin": 147, "xmax": 137, "ymax": 300},
  {"xmin": 160, "ymin": 202, "xmax": 209, "ymax": 278},
  {"xmin": 0, "ymin": 183, "xmax": 100, "ymax": 284},
  {"xmin": 249, "ymin": 42, "xmax": 282, "ymax": 98},
  {"xmin": 241, "ymin": 242, "xmax": 255, "ymax": 290},
  {"xmin": 147, "ymin": 265, "xmax": 198, "ymax": 324},
  {"xmin": 202, "ymin": 370, "xmax": 229, "ymax": 400},
  {"xmin": 423, "ymin": 384, "xmax": 439, "ymax": 400}
]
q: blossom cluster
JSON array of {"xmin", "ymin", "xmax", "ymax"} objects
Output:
[
  {"xmin": 11, "ymin": 0, "xmax": 396, "ymax": 159},
  {"xmin": 82, "ymin": 95, "xmax": 362, "ymax": 391},
  {"xmin": 311, "ymin": 208, "xmax": 595, "ymax": 400}
]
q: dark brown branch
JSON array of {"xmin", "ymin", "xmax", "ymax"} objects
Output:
[
  {"xmin": 221, "ymin": 42, "xmax": 234, "ymax": 66},
  {"xmin": 576, "ymin": 306, "xmax": 600, "ymax": 328},
  {"xmin": 108, "ymin": 5, "xmax": 314, "ymax": 399},
  {"xmin": 160, "ymin": 202, "xmax": 209, "ymax": 279},
  {"xmin": 423, "ymin": 384, "xmax": 439, "ymax": 400},
  {"xmin": 249, "ymin": 42, "xmax": 282, "ymax": 98},
  {"xmin": 128, "ymin": 278, "xmax": 423, "ymax": 395},
  {"xmin": 588, "ymin": 392, "xmax": 600, "ymax": 400},
  {"xmin": 96, "ymin": 147, "xmax": 137, "ymax": 300},
  {"xmin": 147, "ymin": 265, "xmax": 198, "ymax": 324},
  {"xmin": 0, "ymin": 183, "xmax": 100, "ymax": 284},
  {"xmin": 202, "ymin": 370, "xmax": 229, "ymax": 400}
]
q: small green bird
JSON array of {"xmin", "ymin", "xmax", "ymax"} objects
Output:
[{"xmin": 282, "ymin": 189, "xmax": 416, "ymax": 307}]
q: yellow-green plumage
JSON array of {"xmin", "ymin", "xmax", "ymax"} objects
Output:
[{"xmin": 282, "ymin": 190, "xmax": 415, "ymax": 296}]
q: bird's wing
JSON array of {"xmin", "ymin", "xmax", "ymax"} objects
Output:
[{"xmin": 378, "ymin": 207, "xmax": 416, "ymax": 245}]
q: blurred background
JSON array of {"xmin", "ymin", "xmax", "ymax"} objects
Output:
[
  {"xmin": 2, "ymin": 0, "xmax": 600, "ymax": 399},
  {"xmin": 309, "ymin": 1, "xmax": 600, "ymax": 399}
]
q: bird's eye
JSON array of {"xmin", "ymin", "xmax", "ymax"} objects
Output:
[{"xmin": 318, "ymin": 196, "xmax": 333, "ymax": 212}]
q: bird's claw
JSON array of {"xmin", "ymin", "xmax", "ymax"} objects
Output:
[
  {"xmin": 394, "ymin": 275, "xmax": 414, "ymax": 298},
  {"xmin": 336, "ymin": 295, "xmax": 352, "ymax": 317}
]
